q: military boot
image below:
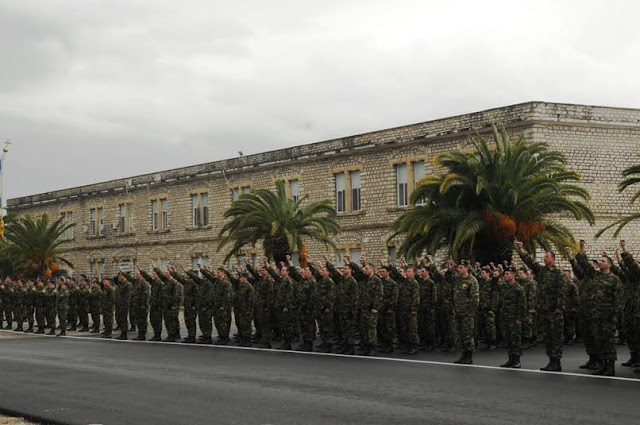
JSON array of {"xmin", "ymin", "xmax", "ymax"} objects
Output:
[
  {"xmin": 500, "ymin": 355, "xmax": 515, "ymax": 368},
  {"xmin": 297, "ymin": 340, "xmax": 313, "ymax": 352},
  {"xmin": 460, "ymin": 350, "xmax": 473, "ymax": 364},
  {"xmin": 134, "ymin": 330, "xmax": 146, "ymax": 341},
  {"xmin": 47, "ymin": 329, "xmax": 55, "ymax": 336},
  {"xmin": 35, "ymin": 328, "xmax": 45, "ymax": 334},
  {"xmin": 90, "ymin": 327, "xmax": 100, "ymax": 334},
  {"xmin": 25, "ymin": 325, "xmax": 34, "ymax": 333},
  {"xmin": 406, "ymin": 344, "xmax": 419, "ymax": 355},
  {"xmin": 198, "ymin": 336, "xmax": 212, "ymax": 344},
  {"xmin": 129, "ymin": 324, "xmax": 137, "ymax": 332},
  {"xmin": 281, "ymin": 340, "xmax": 292, "ymax": 350},
  {"xmin": 182, "ymin": 335, "xmax": 196, "ymax": 343},
  {"xmin": 149, "ymin": 332, "xmax": 161, "ymax": 341},
  {"xmin": 101, "ymin": 331, "xmax": 112, "ymax": 339},
  {"xmin": 335, "ymin": 344, "xmax": 347, "ymax": 354},
  {"xmin": 117, "ymin": 331, "xmax": 128, "ymax": 340},
  {"xmin": 56, "ymin": 329, "xmax": 66, "ymax": 337},
  {"xmin": 541, "ymin": 357, "xmax": 562, "ymax": 372},
  {"xmin": 68, "ymin": 324, "xmax": 77, "ymax": 331},
  {"xmin": 363, "ymin": 344, "xmax": 377, "ymax": 356},
  {"xmin": 343, "ymin": 344, "xmax": 355, "ymax": 355},
  {"xmin": 511, "ymin": 355, "xmax": 521, "ymax": 368},
  {"xmin": 622, "ymin": 352, "xmax": 637, "ymax": 367},
  {"xmin": 14, "ymin": 325, "xmax": 23, "ymax": 332},
  {"xmin": 603, "ymin": 360, "xmax": 615, "ymax": 377},
  {"xmin": 240, "ymin": 338, "xmax": 252, "ymax": 347},
  {"xmin": 453, "ymin": 351, "xmax": 468, "ymax": 364},
  {"xmin": 580, "ymin": 355, "xmax": 597, "ymax": 369},
  {"xmin": 319, "ymin": 343, "xmax": 332, "ymax": 353}
]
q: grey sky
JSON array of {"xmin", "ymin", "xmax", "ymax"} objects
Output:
[{"xmin": 1, "ymin": 0, "xmax": 638, "ymax": 200}]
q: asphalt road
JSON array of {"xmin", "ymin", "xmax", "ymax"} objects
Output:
[{"xmin": 0, "ymin": 332, "xmax": 639, "ymax": 425}]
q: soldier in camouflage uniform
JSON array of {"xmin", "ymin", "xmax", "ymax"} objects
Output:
[
  {"xmin": 115, "ymin": 273, "xmax": 132, "ymax": 340},
  {"xmin": 252, "ymin": 265, "xmax": 274, "ymax": 349},
  {"xmin": 516, "ymin": 242, "xmax": 566, "ymax": 372},
  {"xmin": 377, "ymin": 266, "xmax": 398, "ymax": 354},
  {"xmin": 77, "ymin": 278, "xmax": 90, "ymax": 332},
  {"xmin": 499, "ymin": 267, "xmax": 526, "ymax": 368},
  {"xmin": 140, "ymin": 267, "xmax": 163, "ymax": 342},
  {"xmin": 89, "ymin": 280, "xmax": 103, "ymax": 333},
  {"xmin": 126, "ymin": 267, "xmax": 151, "ymax": 341},
  {"xmin": 56, "ymin": 282, "xmax": 69, "ymax": 336},
  {"xmin": 359, "ymin": 263, "xmax": 383, "ymax": 356},
  {"xmin": 1, "ymin": 278, "xmax": 14, "ymax": 330},
  {"xmin": 452, "ymin": 261, "xmax": 479, "ymax": 364},
  {"xmin": 157, "ymin": 267, "xmax": 182, "ymax": 342},
  {"xmin": 563, "ymin": 270, "xmax": 580, "ymax": 344},
  {"xmin": 101, "ymin": 278, "xmax": 116, "ymax": 338},
  {"xmin": 393, "ymin": 262, "xmax": 420, "ymax": 355},
  {"xmin": 314, "ymin": 261, "xmax": 337, "ymax": 353},
  {"xmin": 476, "ymin": 268, "xmax": 498, "ymax": 350},
  {"xmin": 428, "ymin": 259, "xmax": 456, "ymax": 352},
  {"xmin": 325, "ymin": 259, "xmax": 359, "ymax": 355},
  {"xmin": 617, "ymin": 241, "xmax": 640, "ymax": 369},
  {"xmin": 417, "ymin": 265, "xmax": 437, "ymax": 351},
  {"xmin": 170, "ymin": 266, "xmax": 197, "ymax": 343},
  {"xmin": 24, "ymin": 280, "xmax": 36, "ymax": 333},
  {"xmin": 295, "ymin": 267, "xmax": 317, "ymax": 352},
  {"xmin": 66, "ymin": 278, "xmax": 78, "ymax": 331},
  {"xmin": 186, "ymin": 264, "xmax": 214, "ymax": 345},
  {"xmin": 34, "ymin": 280, "xmax": 47, "ymax": 334},
  {"xmin": 201, "ymin": 267, "xmax": 233, "ymax": 345},
  {"xmin": 44, "ymin": 281, "xmax": 58, "ymax": 335},
  {"xmin": 236, "ymin": 272, "xmax": 255, "ymax": 347},
  {"xmin": 12, "ymin": 280, "xmax": 25, "ymax": 331},
  {"xmin": 275, "ymin": 267, "xmax": 296, "ymax": 350},
  {"xmin": 517, "ymin": 267, "xmax": 539, "ymax": 349}
]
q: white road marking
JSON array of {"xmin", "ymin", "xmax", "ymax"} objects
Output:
[{"xmin": 2, "ymin": 329, "xmax": 639, "ymax": 383}]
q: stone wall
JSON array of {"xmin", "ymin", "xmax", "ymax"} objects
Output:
[{"xmin": 8, "ymin": 101, "xmax": 640, "ymax": 276}]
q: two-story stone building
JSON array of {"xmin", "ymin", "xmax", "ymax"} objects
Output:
[{"xmin": 8, "ymin": 101, "xmax": 640, "ymax": 278}]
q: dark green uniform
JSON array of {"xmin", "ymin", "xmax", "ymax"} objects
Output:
[
  {"xmin": 236, "ymin": 280, "xmax": 255, "ymax": 345},
  {"xmin": 620, "ymin": 251, "xmax": 640, "ymax": 367},
  {"xmin": 24, "ymin": 283, "xmax": 36, "ymax": 332},
  {"xmin": 360, "ymin": 273, "xmax": 383, "ymax": 353},
  {"xmin": 67, "ymin": 283, "xmax": 78, "ymax": 330},
  {"xmin": 102, "ymin": 284, "xmax": 116, "ymax": 336},
  {"xmin": 44, "ymin": 285, "xmax": 58, "ymax": 332},
  {"xmin": 115, "ymin": 278, "xmax": 132, "ymax": 332},
  {"xmin": 519, "ymin": 277, "xmax": 539, "ymax": 347},
  {"xmin": 254, "ymin": 273, "xmax": 274, "ymax": 347},
  {"xmin": 129, "ymin": 276, "xmax": 151, "ymax": 335},
  {"xmin": 13, "ymin": 284, "xmax": 26, "ymax": 330},
  {"xmin": 499, "ymin": 282, "xmax": 526, "ymax": 356},
  {"xmin": 327, "ymin": 262, "xmax": 359, "ymax": 350},
  {"xmin": 276, "ymin": 276, "xmax": 296, "ymax": 347},
  {"xmin": 477, "ymin": 276, "xmax": 498, "ymax": 346},
  {"xmin": 56, "ymin": 287, "xmax": 70, "ymax": 333},
  {"xmin": 417, "ymin": 273, "xmax": 437, "ymax": 349},
  {"xmin": 452, "ymin": 273, "xmax": 479, "ymax": 352},
  {"xmin": 34, "ymin": 284, "xmax": 47, "ymax": 332},
  {"xmin": 160, "ymin": 274, "xmax": 182, "ymax": 341},
  {"xmin": 564, "ymin": 279, "xmax": 580, "ymax": 343},
  {"xmin": 142, "ymin": 269, "xmax": 164, "ymax": 340},
  {"xmin": 186, "ymin": 269, "xmax": 214, "ymax": 343},
  {"xmin": 171, "ymin": 270, "xmax": 198, "ymax": 340},
  {"xmin": 379, "ymin": 276, "xmax": 399, "ymax": 352},
  {"xmin": 296, "ymin": 276, "xmax": 317, "ymax": 347},
  {"xmin": 316, "ymin": 274, "xmax": 337, "ymax": 347},
  {"xmin": 77, "ymin": 282, "xmax": 90, "ymax": 331},
  {"xmin": 1, "ymin": 281, "xmax": 14, "ymax": 329},
  {"xmin": 89, "ymin": 283, "xmax": 103, "ymax": 331},
  {"xmin": 395, "ymin": 272, "xmax": 420, "ymax": 350}
]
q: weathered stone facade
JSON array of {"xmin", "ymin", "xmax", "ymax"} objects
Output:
[{"xmin": 8, "ymin": 101, "xmax": 640, "ymax": 276}]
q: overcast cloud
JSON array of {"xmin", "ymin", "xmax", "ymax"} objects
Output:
[{"xmin": 1, "ymin": 0, "xmax": 639, "ymax": 199}]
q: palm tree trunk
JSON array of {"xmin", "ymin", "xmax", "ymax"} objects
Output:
[{"xmin": 264, "ymin": 237, "xmax": 291, "ymax": 267}]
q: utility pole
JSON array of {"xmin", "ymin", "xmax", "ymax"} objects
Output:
[{"xmin": 0, "ymin": 139, "xmax": 12, "ymax": 239}]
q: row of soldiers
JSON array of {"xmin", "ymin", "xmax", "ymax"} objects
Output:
[{"xmin": 0, "ymin": 241, "xmax": 636, "ymax": 376}]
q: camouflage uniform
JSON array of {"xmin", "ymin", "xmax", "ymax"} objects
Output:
[
  {"xmin": 102, "ymin": 284, "xmax": 116, "ymax": 336},
  {"xmin": 35, "ymin": 284, "xmax": 47, "ymax": 333},
  {"xmin": 452, "ymin": 273, "xmax": 479, "ymax": 353},
  {"xmin": 359, "ymin": 273, "xmax": 383, "ymax": 354},
  {"xmin": 499, "ymin": 282, "xmax": 526, "ymax": 357},
  {"xmin": 379, "ymin": 276, "xmax": 399, "ymax": 352},
  {"xmin": 24, "ymin": 283, "xmax": 36, "ymax": 332},
  {"xmin": 431, "ymin": 265, "xmax": 456, "ymax": 350},
  {"xmin": 44, "ymin": 285, "xmax": 58, "ymax": 332},
  {"xmin": 315, "ymin": 273, "xmax": 337, "ymax": 348},
  {"xmin": 129, "ymin": 275, "xmax": 151, "ymax": 338},
  {"xmin": 519, "ymin": 277, "xmax": 539, "ymax": 346},
  {"xmin": 519, "ymin": 251, "xmax": 566, "ymax": 367},
  {"xmin": 201, "ymin": 268, "xmax": 233, "ymax": 343},
  {"xmin": 394, "ymin": 270, "xmax": 420, "ymax": 352},
  {"xmin": 253, "ymin": 272, "xmax": 274, "ymax": 347},
  {"xmin": 236, "ymin": 280, "xmax": 255, "ymax": 345},
  {"xmin": 476, "ymin": 276, "xmax": 498, "ymax": 346},
  {"xmin": 171, "ymin": 270, "xmax": 198, "ymax": 341},
  {"xmin": 275, "ymin": 276, "xmax": 296, "ymax": 348},
  {"xmin": 67, "ymin": 283, "xmax": 78, "ymax": 330},
  {"xmin": 2, "ymin": 282, "xmax": 13, "ymax": 329},
  {"xmin": 570, "ymin": 254, "xmax": 598, "ymax": 362},
  {"xmin": 77, "ymin": 282, "xmax": 90, "ymax": 331},
  {"xmin": 564, "ymin": 279, "xmax": 580, "ymax": 343},
  {"xmin": 185, "ymin": 269, "xmax": 213, "ymax": 343},
  {"xmin": 56, "ymin": 287, "xmax": 70, "ymax": 334},
  {"xmin": 159, "ymin": 273, "xmax": 182, "ymax": 341},
  {"xmin": 417, "ymin": 274, "xmax": 437, "ymax": 349},
  {"xmin": 89, "ymin": 284, "xmax": 103, "ymax": 331},
  {"xmin": 115, "ymin": 278, "xmax": 131, "ymax": 332},
  {"xmin": 12, "ymin": 284, "xmax": 25, "ymax": 330},
  {"xmin": 619, "ymin": 251, "xmax": 640, "ymax": 367},
  {"xmin": 327, "ymin": 262, "xmax": 359, "ymax": 351},
  {"xmin": 142, "ymin": 269, "xmax": 164, "ymax": 340},
  {"xmin": 296, "ymin": 276, "xmax": 317, "ymax": 349}
]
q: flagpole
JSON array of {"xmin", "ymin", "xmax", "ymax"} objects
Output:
[{"xmin": 0, "ymin": 139, "xmax": 12, "ymax": 239}]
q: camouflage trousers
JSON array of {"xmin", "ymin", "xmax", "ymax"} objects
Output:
[
  {"xmin": 438, "ymin": 308, "xmax": 456, "ymax": 348},
  {"xmin": 57, "ymin": 307, "xmax": 68, "ymax": 330},
  {"xmin": 90, "ymin": 307, "xmax": 101, "ymax": 329},
  {"xmin": 213, "ymin": 308, "xmax": 230, "ymax": 340},
  {"xmin": 475, "ymin": 309, "xmax": 496, "ymax": 343},
  {"xmin": 564, "ymin": 309, "xmax": 578, "ymax": 341},
  {"xmin": 13, "ymin": 302, "xmax": 23, "ymax": 326},
  {"xmin": 197, "ymin": 307, "xmax": 212, "ymax": 337},
  {"xmin": 236, "ymin": 307, "xmax": 253, "ymax": 340},
  {"xmin": 501, "ymin": 319, "xmax": 522, "ymax": 356},
  {"xmin": 78, "ymin": 305, "xmax": 89, "ymax": 329},
  {"xmin": 522, "ymin": 311, "xmax": 537, "ymax": 341},
  {"xmin": 135, "ymin": 306, "xmax": 149, "ymax": 333},
  {"xmin": 299, "ymin": 310, "xmax": 315, "ymax": 342},
  {"xmin": 163, "ymin": 307, "xmax": 180, "ymax": 337},
  {"xmin": 116, "ymin": 305, "xmax": 129, "ymax": 331},
  {"xmin": 317, "ymin": 310, "xmax": 337, "ymax": 345},
  {"xmin": 45, "ymin": 306, "xmax": 56, "ymax": 329},
  {"xmin": 103, "ymin": 306, "xmax": 114, "ymax": 332},
  {"xmin": 149, "ymin": 305, "xmax": 162, "ymax": 334},
  {"xmin": 581, "ymin": 313, "xmax": 596, "ymax": 356},
  {"xmin": 336, "ymin": 310, "xmax": 358, "ymax": 345},
  {"xmin": 129, "ymin": 305, "xmax": 138, "ymax": 330},
  {"xmin": 24, "ymin": 304, "xmax": 35, "ymax": 328},
  {"xmin": 184, "ymin": 306, "xmax": 197, "ymax": 337},
  {"xmin": 378, "ymin": 311, "xmax": 396, "ymax": 346},
  {"xmin": 255, "ymin": 306, "xmax": 272, "ymax": 345},
  {"xmin": 279, "ymin": 309, "xmax": 295, "ymax": 342},
  {"xmin": 540, "ymin": 312, "xmax": 564, "ymax": 358},
  {"xmin": 592, "ymin": 315, "xmax": 617, "ymax": 361},
  {"xmin": 397, "ymin": 311, "xmax": 419, "ymax": 345},
  {"xmin": 36, "ymin": 306, "xmax": 46, "ymax": 329},
  {"xmin": 418, "ymin": 308, "xmax": 436, "ymax": 347},
  {"xmin": 68, "ymin": 304, "xmax": 78, "ymax": 327},
  {"xmin": 455, "ymin": 314, "xmax": 475, "ymax": 352},
  {"xmin": 3, "ymin": 302, "xmax": 13, "ymax": 326},
  {"xmin": 623, "ymin": 305, "xmax": 640, "ymax": 352},
  {"xmin": 360, "ymin": 311, "xmax": 379, "ymax": 345}
]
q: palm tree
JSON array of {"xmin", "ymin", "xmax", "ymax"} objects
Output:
[
  {"xmin": 218, "ymin": 181, "xmax": 340, "ymax": 264},
  {"xmin": 0, "ymin": 214, "xmax": 75, "ymax": 278},
  {"xmin": 390, "ymin": 124, "xmax": 595, "ymax": 264},
  {"xmin": 595, "ymin": 163, "xmax": 640, "ymax": 238}
]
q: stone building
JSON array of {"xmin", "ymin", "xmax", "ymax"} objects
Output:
[{"xmin": 7, "ymin": 101, "xmax": 640, "ymax": 277}]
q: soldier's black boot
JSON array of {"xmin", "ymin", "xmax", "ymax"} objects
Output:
[
  {"xmin": 25, "ymin": 325, "xmax": 34, "ymax": 333},
  {"xmin": 281, "ymin": 339, "xmax": 292, "ymax": 350},
  {"xmin": 117, "ymin": 331, "xmax": 128, "ymax": 340},
  {"xmin": 511, "ymin": 355, "xmax": 521, "ymax": 368},
  {"xmin": 543, "ymin": 357, "xmax": 562, "ymax": 372},
  {"xmin": 297, "ymin": 340, "xmax": 313, "ymax": 352},
  {"xmin": 320, "ymin": 343, "xmax": 332, "ymax": 353},
  {"xmin": 406, "ymin": 344, "xmax": 419, "ymax": 355},
  {"xmin": 461, "ymin": 350, "xmax": 473, "ymax": 364},
  {"xmin": 603, "ymin": 360, "xmax": 615, "ymax": 377},
  {"xmin": 580, "ymin": 355, "xmax": 597, "ymax": 369},
  {"xmin": 344, "ymin": 344, "xmax": 355, "ymax": 355},
  {"xmin": 150, "ymin": 332, "xmax": 162, "ymax": 341},
  {"xmin": 101, "ymin": 331, "xmax": 112, "ymax": 339},
  {"xmin": 363, "ymin": 344, "xmax": 377, "ymax": 356},
  {"xmin": 198, "ymin": 336, "xmax": 212, "ymax": 344},
  {"xmin": 36, "ymin": 327, "xmax": 45, "ymax": 334},
  {"xmin": 129, "ymin": 324, "xmax": 136, "ymax": 332},
  {"xmin": 500, "ymin": 355, "xmax": 515, "ymax": 368},
  {"xmin": 14, "ymin": 325, "xmax": 23, "ymax": 332},
  {"xmin": 240, "ymin": 337, "xmax": 251, "ymax": 347},
  {"xmin": 162, "ymin": 334, "xmax": 174, "ymax": 342},
  {"xmin": 335, "ymin": 344, "xmax": 347, "ymax": 354},
  {"xmin": 134, "ymin": 330, "xmax": 146, "ymax": 341},
  {"xmin": 47, "ymin": 329, "xmax": 55, "ymax": 336},
  {"xmin": 622, "ymin": 352, "xmax": 637, "ymax": 367},
  {"xmin": 453, "ymin": 351, "xmax": 467, "ymax": 364},
  {"xmin": 182, "ymin": 335, "xmax": 196, "ymax": 343},
  {"xmin": 56, "ymin": 329, "xmax": 66, "ymax": 337}
]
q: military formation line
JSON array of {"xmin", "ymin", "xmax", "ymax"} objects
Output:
[{"xmin": 0, "ymin": 240, "xmax": 635, "ymax": 377}]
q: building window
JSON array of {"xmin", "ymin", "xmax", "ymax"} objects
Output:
[
  {"xmin": 231, "ymin": 186, "xmax": 251, "ymax": 202},
  {"xmin": 151, "ymin": 199, "xmax": 168, "ymax": 231},
  {"xmin": 350, "ymin": 248, "xmax": 362, "ymax": 264},
  {"xmin": 290, "ymin": 180, "xmax": 300, "ymax": 203},
  {"xmin": 89, "ymin": 207, "xmax": 104, "ymax": 236},
  {"xmin": 191, "ymin": 256, "xmax": 210, "ymax": 271},
  {"xmin": 242, "ymin": 186, "xmax": 251, "ymax": 195},
  {"xmin": 119, "ymin": 203, "xmax": 134, "ymax": 233},
  {"xmin": 335, "ymin": 173, "xmax": 346, "ymax": 213},
  {"xmin": 90, "ymin": 261, "xmax": 104, "ymax": 280},
  {"xmin": 61, "ymin": 211, "xmax": 74, "ymax": 240},
  {"xmin": 335, "ymin": 249, "xmax": 346, "ymax": 265},
  {"xmin": 413, "ymin": 161, "xmax": 426, "ymax": 206},
  {"xmin": 350, "ymin": 171, "xmax": 361, "ymax": 212},
  {"xmin": 395, "ymin": 163, "xmax": 408, "ymax": 207},
  {"xmin": 191, "ymin": 193, "xmax": 209, "ymax": 228},
  {"xmin": 388, "ymin": 246, "xmax": 397, "ymax": 265},
  {"xmin": 291, "ymin": 252, "xmax": 300, "ymax": 267}
]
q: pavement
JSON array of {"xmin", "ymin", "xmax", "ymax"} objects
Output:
[{"xmin": 0, "ymin": 327, "xmax": 639, "ymax": 425}]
